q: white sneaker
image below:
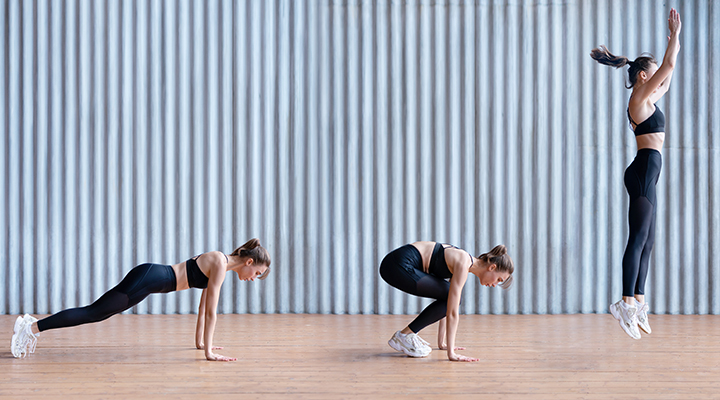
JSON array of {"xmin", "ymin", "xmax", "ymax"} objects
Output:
[
  {"xmin": 635, "ymin": 300, "xmax": 652, "ymax": 334},
  {"xmin": 609, "ymin": 300, "xmax": 641, "ymax": 340},
  {"xmin": 388, "ymin": 331, "xmax": 430, "ymax": 352},
  {"xmin": 10, "ymin": 314, "xmax": 39, "ymax": 358},
  {"xmin": 413, "ymin": 333, "xmax": 431, "ymax": 349},
  {"xmin": 387, "ymin": 331, "xmax": 431, "ymax": 357}
]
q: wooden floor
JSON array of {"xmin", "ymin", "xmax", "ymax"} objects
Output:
[{"xmin": 2, "ymin": 314, "xmax": 719, "ymax": 399}]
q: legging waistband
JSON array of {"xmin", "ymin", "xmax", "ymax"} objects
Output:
[{"xmin": 636, "ymin": 148, "xmax": 661, "ymax": 156}]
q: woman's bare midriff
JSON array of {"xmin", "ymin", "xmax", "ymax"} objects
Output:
[
  {"xmin": 411, "ymin": 241, "xmax": 458, "ymax": 275},
  {"xmin": 636, "ymin": 132, "xmax": 664, "ymax": 151},
  {"xmin": 171, "ymin": 262, "xmax": 189, "ymax": 291},
  {"xmin": 410, "ymin": 241, "xmax": 435, "ymax": 273}
]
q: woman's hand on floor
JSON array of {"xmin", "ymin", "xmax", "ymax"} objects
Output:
[
  {"xmin": 438, "ymin": 343, "xmax": 466, "ymax": 351},
  {"xmin": 206, "ymin": 352, "xmax": 237, "ymax": 362},
  {"xmin": 448, "ymin": 352, "xmax": 479, "ymax": 362}
]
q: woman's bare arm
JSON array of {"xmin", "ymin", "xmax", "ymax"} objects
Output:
[
  {"xmin": 632, "ymin": 8, "xmax": 681, "ymax": 105},
  {"xmin": 195, "ymin": 289, "xmax": 223, "ymax": 350},
  {"xmin": 201, "ymin": 253, "xmax": 235, "ymax": 361},
  {"xmin": 445, "ymin": 269, "xmax": 477, "ymax": 362},
  {"xmin": 195, "ymin": 289, "xmax": 207, "ymax": 348}
]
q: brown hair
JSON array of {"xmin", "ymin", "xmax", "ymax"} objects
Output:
[
  {"xmin": 590, "ymin": 45, "xmax": 657, "ymax": 89},
  {"xmin": 231, "ymin": 238, "xmax": 272, "ymax": 280},
  {"xmin": 478, "ymin": 244, "xmax": 514, "ymax": 289}
]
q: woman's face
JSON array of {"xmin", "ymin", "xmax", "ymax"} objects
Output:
[
  {"xmin": 237, "ymin": 262, "xmax": 269, "ymax": 282},
  {"xmin": 480, "ymin": 265, "xmax": 510, "ymax": 288}
]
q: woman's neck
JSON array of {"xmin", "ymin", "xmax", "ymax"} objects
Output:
[
  {"xmin": 226, "ymin": 255, "xmax": 244, "ymax": 271},
  {"xmin": 468, "ymin": 259, "xmax": 483, "ymax": 277}
]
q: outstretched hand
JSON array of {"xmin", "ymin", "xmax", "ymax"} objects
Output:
[
  {"xmin": 439, "ymin": 343, "xmax": 466, "ymax": 351},
  {"xmin": 448, "ymin": 353, "xmax": 479, "ymax": 362},
  {"xmin": 668, "ymin": 8, "xmax": 681, "ymax": 35},
  {"xmin": 206, "ymin": 352, "xmax": 237, "ymax": 362}
]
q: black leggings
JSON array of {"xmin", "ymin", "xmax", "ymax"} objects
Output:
[
  {"xmin": 622, "ymin": 149, "xmax": 662, "ymax": 297},
  {"xmin": 379, "ymin": 245, "xmax": 451, "ymax": 334},
  {"xmin": 37, "ymin": 263, "xmax": 177, "ymax": 332}
]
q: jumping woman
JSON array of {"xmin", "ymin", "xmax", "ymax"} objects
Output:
[
  {"xmin": 591, "ymin": 8, "xmax": 681, "ymax": 339},
  {"xmin": 380, "ymin": 241, "xmax": 514, "ymax": 362},
  {"xmin": 10, "ymin": 238, "xmax": 271, "ymax": 361}
]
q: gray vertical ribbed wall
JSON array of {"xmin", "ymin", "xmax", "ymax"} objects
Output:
[{"xmin": 2, "ymin": 0, "xmax": 718, "ymax": 316}]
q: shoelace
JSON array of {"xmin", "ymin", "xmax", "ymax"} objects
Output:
[
  {"xmin": 624, "ymin": 307, "xmax": 640, "ymax": 328},
  {"xmin": 626, "ymin": 307, "xmax": 636, "ymax": 319},
  {"xmin": 17, "ymin": 325, "xmax": 37, "ymax": 358},
  {"xmin": 408, "ymin": 334, "xmax": 427, "ymax": 351},
  {"xmin": 26, "ymin": 326, "xmax": 38, "ymax": 354},
  {"xmin": 637, "ymin": 303, "xmax": 649, "ymax": 322},
  {"xmin": 415, "ymin": 335, "xmax": 430, "ymax": 347}
]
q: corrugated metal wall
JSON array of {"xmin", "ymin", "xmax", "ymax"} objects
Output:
[{"xmin": 2, "ymin": 0, "xmax": 718, "ymax": 316}]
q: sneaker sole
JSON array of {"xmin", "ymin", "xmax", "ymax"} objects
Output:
[
  {"xmin": 388, "ymin": 337, "xmax": 404, "ymax": 352},
  {"xmin": 10, "ymin": 316, "xmax": 24, "ymax": 358},
  {"xmin": 388, "ymin": 336, "xmax": 430, "ymax": 357},
  {"xmin": 609, "ymin": 304, "xmax": 641, "ymax": 340},
  {"xmin": 638, "ymin": 324, "xmax": 652, "ymax": 334},
  {"xmin": 400, "ymin": 347, "xmax": 431, "ymax": 358},
  {"xmin": 10, "ymin": 332, "xmax": 21, "ymax": 357}
]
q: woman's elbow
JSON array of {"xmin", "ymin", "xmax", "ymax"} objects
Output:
[{"xmin": 663, "ymin": 52, "xmax": 678, "ymax": 69}]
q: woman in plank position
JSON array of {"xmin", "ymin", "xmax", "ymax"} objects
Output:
[{"xmin": 11, "ymin": 238, "xmax": 271, "ymax": 361}]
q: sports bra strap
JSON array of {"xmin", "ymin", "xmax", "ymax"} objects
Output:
[
  {"xmin": 441, "ymin": 243, "xmax": 475, "ymax": 268},
  {"xmin": 193, "ymin": 252, "xmax": 229, "ymax": 263},
  {"xmin": 627, "ymin": 108, "xmax": 637, "ymax": 126}
]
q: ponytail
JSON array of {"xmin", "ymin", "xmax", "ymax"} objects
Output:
[
  {"xmin": 478, "ymin": 244, "xmax": 514, "ymax": 290},
  {"xmin": 231, "ymin": 238, "xmax": 261, "ymax": 256},
  {"xmin": 590, "ymin": 45, "xmax": 631, "ymax": 68},
  {"xmin": 590, "ymin": 45, "xmax": 657, "ymax": 89}
]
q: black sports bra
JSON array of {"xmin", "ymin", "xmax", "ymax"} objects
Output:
[
  {"xmin": 185, "ymin": 253, "xmax": 228, "ymax": 289},
  {"xmin": 627, "ymin": 103, "xmax": 665, "ymax": 137},
  {"xmin": 427, "ymin": 243, "xmax": 473, "ymax": 280}
]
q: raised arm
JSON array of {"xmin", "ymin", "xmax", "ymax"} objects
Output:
[
  {"xmin": 648, "ymin": 59, "xmax": 675, "ymax": 104},
  {"xmin": 633, "ymin": 8, "xmax": 681, "ymax": 104},
  {"xmin": 202, "ymin": 253, "xmax": 235, "ymax": 361},
  {"xmin": 445, "ymin": 269, "xmax": 477, "ymax": 362}
]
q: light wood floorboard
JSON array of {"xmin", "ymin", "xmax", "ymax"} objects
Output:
[{"xmin": 2, "ymin": 314, "xmax": 719, "ymax": 399}]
